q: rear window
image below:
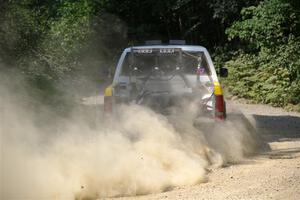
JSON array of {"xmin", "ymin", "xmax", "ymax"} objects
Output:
[{"xmin": 120, "ymin": 49, "xmax": 211, "ymax": 76}]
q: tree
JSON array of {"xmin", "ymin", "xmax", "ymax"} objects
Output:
[{"xmin": 225, "ymin": 0, "xmax": 300, "ymax": 108}]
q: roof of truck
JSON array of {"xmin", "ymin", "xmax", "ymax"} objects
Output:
[{"xmin": 124, "ymin": 45, "xmax": 207, "ymax": 52}]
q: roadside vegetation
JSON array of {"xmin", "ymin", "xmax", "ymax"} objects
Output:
[
  {"xmin": 0, "ymin": 0, "xmax": 299, "ymax": 111},
  {"xmin": 225, "ymin": 0, "xmax": 300, "ymax": 111}
]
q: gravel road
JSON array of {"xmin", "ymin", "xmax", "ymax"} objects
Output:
[{"xmin": 108, "ymin": 101, "xmax": 300, "ymax": 200}]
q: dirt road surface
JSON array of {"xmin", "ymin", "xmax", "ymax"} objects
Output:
[{"xmin": 108, "ymin": 101, "xmax": 300, "ymax": 200}]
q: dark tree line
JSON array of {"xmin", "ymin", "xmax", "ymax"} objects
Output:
[{"xmin": 103, "ymin": 0, "xmax": 259, "ymax": 47}]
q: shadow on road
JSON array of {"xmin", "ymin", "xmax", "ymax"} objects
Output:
[
  {"xmin": 253, "ymin": 114, "xmax": 300, "ymax": 140},
  {"xmin": 252, "ymin": 114, "xmax": 300, "ymax": 159}
]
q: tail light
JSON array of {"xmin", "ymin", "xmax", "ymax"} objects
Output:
[
  {"xmin": 214, "ymin": 82, "xmax": 226, "ymax": 120},
  {"xmin": 104, "ymin": 85, "xmax": 113, "ymax": 114}
]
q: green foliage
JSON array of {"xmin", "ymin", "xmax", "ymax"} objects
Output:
[
  {"xmin": 227, "ymin": 0, "xmax": 299, "ymax": 49},
  {"xmin": 0, "ymin": 0, "xmax": 119, "ymax": 110},
  {"xmin": 224, "ymin": 0, "xmax": 300, "ymax": 108},
  {"xmin": 225, "ymin": 54, "xmax": 295, "ymax": 106}
]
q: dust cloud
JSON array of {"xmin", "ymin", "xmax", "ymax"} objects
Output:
[{"xmin": 0, "ymin": 77, "xmax": 259, "ymax": 200}]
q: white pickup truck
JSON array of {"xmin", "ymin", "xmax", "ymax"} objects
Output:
[{"xmin": 103, "ymin": 41, "xmax": 228, "ymax": 121}]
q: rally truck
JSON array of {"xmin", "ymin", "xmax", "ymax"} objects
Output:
[{"xmin": 103, "ymin": 40, "xmax": 228, "ymax": 121}]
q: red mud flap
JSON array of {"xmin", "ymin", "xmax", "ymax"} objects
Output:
[
  {"xmin": 214, "ymin": 81, "xmax": 226, "ymax": 120},
  {"xmin": 103, "ymin": 85, "xmax": 114, "ymax": 117}
]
